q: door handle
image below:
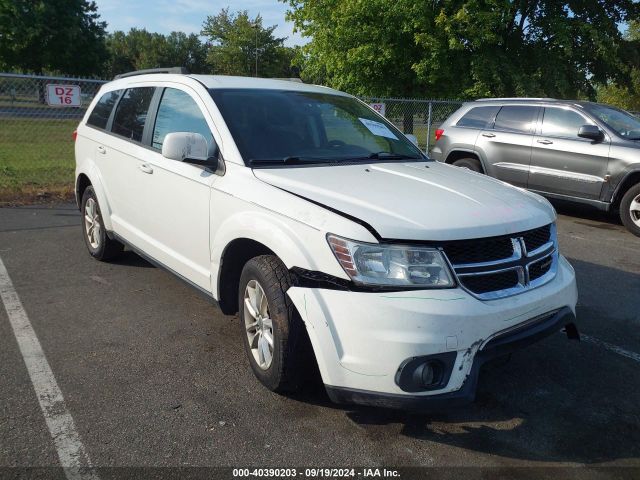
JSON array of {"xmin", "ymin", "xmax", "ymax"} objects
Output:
[
  {"xmin": 97, "ymin": 146, "xmax": 106, "ymax": 155},
  {"xmin": 138, "ymin": 164, "xmax": 153, "ymax": 174},
  {"xmin": 481, "ymin": 133, "xmax": 496, "ymax": 138},
  {"xmin": 537, "ymin": 139, "xmax": 553, "ymax": 145}
]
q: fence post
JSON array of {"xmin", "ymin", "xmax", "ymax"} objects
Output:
[{"xmin": 425, "ymin": 101, "xmax": 433, "ymax": 153}]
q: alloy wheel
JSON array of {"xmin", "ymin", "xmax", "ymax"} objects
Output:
[
  {"xmin": 243, "ymin": 279, "xmax": 274, "ymax": 370},
  {"xmin": 630, "ymin": 194, "xmax": 640, "ymax": 227},
  {"xmin": 84, "ymin": 197, "xmax": 101, "ymax": 249}
]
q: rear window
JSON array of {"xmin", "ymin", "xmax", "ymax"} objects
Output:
[
  {"xmin": 87, "ymin": 90, "xmax": 122, "ymax": 130},
  {"xmin": 494, "ymin": 106, "xmax": 538, "ymax": 134},
  {"xmin": 111, "ymin": 87, "xmax": 155, "ymax": 142},
  {"xmin": 456, "ymin": 106, "xmax": 500, "ymax": 129}
]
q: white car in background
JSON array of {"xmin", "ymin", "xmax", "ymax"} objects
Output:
[{"xmin": 74, "ymin": 69, "xmax": 579, "ymax": 409}]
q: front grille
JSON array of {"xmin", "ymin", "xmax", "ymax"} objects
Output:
[
  {"xmin": 528, "ymin": 255, "xmax": 553, "ymax": 281},
  {"xmin": 444, "ymin": 223, "xmax": 557, "ymax": 300},
  {"xmin": 442, "ymin": 237, "xmax": 513, "ymax": 264},
  {"xmin": 460, "ymin": 270, "xmax": 519, "ymax": 295},
  {"xmin": 522, "ymin": 224, "xmax": 551, "ymax": 252}
]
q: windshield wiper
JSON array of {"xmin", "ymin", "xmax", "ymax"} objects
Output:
[
  {"xmin": 248, "ymin": 156, "xmax": 330, "ymax": 166},
  {"xmin": 366, "ymin": 152, "xmax": 423, "ymax": 160}
]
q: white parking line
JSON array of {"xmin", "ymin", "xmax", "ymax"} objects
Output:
[
  {"xmin": 582, "ymin": 334, "xmax": 640, "ymax": 364},
  {"xmin": 0, "ymin": 257, "xmax": 98, "ymax": 480}
]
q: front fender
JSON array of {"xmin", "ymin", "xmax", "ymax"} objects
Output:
[{"xmin": 209, "ymin": 208, "xmax": 348, "ymax": 300}]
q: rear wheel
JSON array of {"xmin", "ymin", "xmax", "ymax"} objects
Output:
[
  {"xmin": 452, "ymin": 157, "xmax": 483, "ymax": 172},
  {"xmin": 238, "ymin": 255, "xmax": 310, "ymax": 393},
  {"xmin": 620, "ymin": 183, "xmax": 640, "ymax": 237},
  {"xmin": 81, "ymin": 186, "xmax": 124, "ymax": 260}
]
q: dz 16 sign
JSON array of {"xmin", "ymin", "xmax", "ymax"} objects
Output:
[
  {"xmin": 369, "ymin": 102, "xmax": 386, "ymax": 117},
  {"xmin": 46, "ymin": 84, "xmax": 81, "ymax": 107}
]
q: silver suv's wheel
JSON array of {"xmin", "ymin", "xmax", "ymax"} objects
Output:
[
  {"xmin": 80, "ymin": 186, "xmax": 124, "ymax": 260},
  {"xmin": 620, "ymin": 183, "xmax": 640, "ymax": 237},
  {"xmin": 238, "ymin": 255, "xmax": 312, "ymax": 392}
]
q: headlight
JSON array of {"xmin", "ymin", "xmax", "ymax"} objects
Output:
[{"xmin": 327, "ymin": 234, "xmax": 455, "ymax": 288}]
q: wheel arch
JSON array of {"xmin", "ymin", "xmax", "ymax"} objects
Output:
[
  {"xmin": 74, "ymin": 165, "xmax": 114, "ymax": 231},
  {"xmin": 444, "ymin": 150, "xmax": 485, "ymax": 173},
  {"xmin": 211, "ymin": 210, "xmax": 343, "ymax": 315},
  {"xmin": 611, "ymin": 170, "xmax": 640, "ymax": 209}
]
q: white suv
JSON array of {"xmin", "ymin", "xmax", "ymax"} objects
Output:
[{"xmin": 75, "ymin": 69, "xmax": 579, "ymax": 409}]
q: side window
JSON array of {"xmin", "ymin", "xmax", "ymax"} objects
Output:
[
  {"xmin": 87, "ymin": 90, "xmax": 122, "ymax": 130},
  {"xmin": 456, "ymin": 106, "xmax": 500, "ymax": 129},
  {"xmin": 111, "ymin": 87, "xmax": 155, "ymax": 142},
  {"xmin": 541, "ymin": 107, "xmax": 592, "ymax": 138},
  {"xmin": 152, "ymin": 88, "xmax": 216, "ymax": 155},
  {"xmin": 494, "ymin": 106, "xmax": 538, "ymax": 134}
]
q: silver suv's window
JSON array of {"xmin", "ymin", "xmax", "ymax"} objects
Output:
[
  {"xmin": 541, "ymin": 107, "xmax": 592, "ymax": 138},
  {"xmin": 456, "ymin": 106, "xmax": 499, "ymax": 129},
  {"xmin": 494, "ymin": 106, "xmax": 538, "ymax": 134},
  {"xmin": 152, "ymin": 88, "xmax": 216, "ymax": 154},
  {"xmin": 111, "ymin": 87, "xmax": 155, "ymax": 142},
  {"xmin": 586, "ymin": 104, "xmax": 640, "ymax": 140}
]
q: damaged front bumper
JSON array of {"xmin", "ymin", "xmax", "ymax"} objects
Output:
[{"xmin": 286, "ymin": 255, "xmax": 578, "ymax": 411}]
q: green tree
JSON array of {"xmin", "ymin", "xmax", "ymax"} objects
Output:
[
  {"xmin": 0, "ymin": 0, "xmax": 107, "ymax": 76},
  {"xmin": 597, "ymin": 20, "xmax": 640, "ymax": 110},
  {"xmin": 201, "ymin": 8, "xmax": 297, "ymax": 77},
  {"xmin": 284, "ymin": 0, "xmax": 639, "ymax": 100},
  {"xmin": 104, "ymin": 29, "xmax": 208, "ymax": 78}
]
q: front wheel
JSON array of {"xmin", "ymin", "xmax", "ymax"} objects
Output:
[
  {"xmin": 620, "ymin": 183, "xmax": 640, "ymax": 237},
  {"xmin": 238, "ymin": 255, "xmax": 310, "ymax": 393}
]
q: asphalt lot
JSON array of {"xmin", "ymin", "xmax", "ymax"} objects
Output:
[{"xmin": 0, "ymin": 201, "xmax": 639, "ymax": 475}]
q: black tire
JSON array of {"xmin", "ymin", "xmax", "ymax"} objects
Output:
[
  {"xmin": 619, "ymin": 183, "xmax": 640, "ymax": 237},
  {"xmin": 452, "ymin": 157, "xmax": 483, "ymax": 172},
  {"xmin": 80, "ymin": 186, "xmax": 124, "ymax": 261},
  {"xmin": 238, "ymin": 255, "xmax": 310, "ymax": 393}
]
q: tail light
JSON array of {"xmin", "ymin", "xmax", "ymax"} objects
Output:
[
  {"xmin": 72, "ymin": 130, "xmax": 78, "ymax": 142},
  {"xmin": 435, "ymin": 129, "xmax": 444, "ymax": 141}
]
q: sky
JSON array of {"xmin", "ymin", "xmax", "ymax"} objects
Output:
[{"xmin": 94, "ymin": 0, "xmax": 306, "ymax": 46}]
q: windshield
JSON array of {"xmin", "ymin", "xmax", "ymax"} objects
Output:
[
  {"xmin": 585, "ymin": 104, "xmax": 640, "ymax": 139},
  {"xmin": 209, "ymin": 89, "xmax": 425, "ymax": 165}
]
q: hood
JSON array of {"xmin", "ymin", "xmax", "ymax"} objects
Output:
[{"xmin": 253, "ymin": 161, "xmax": 556, "ymax": 241}]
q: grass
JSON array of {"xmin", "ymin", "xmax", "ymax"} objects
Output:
[{"xmin": 0, "ymin": 117, "xmax": 77, "ymax": 204}]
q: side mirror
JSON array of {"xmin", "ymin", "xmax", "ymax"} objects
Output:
[
  {"xmin": 578, "ymin": 125, "xmax": 603, "ymax": 141},
  {"xmin": 405, "ymin": 133, "xmax": 419, "ymax": 147},
  {"xmin": 162, "ymin": 132, "xmax": 209, "ymax": 162}
]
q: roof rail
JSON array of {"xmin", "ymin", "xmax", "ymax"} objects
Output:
[
  {"xmin": 113, "ymin": 67, "xmax": 189, "ymax": 80},
  {"xmin": 475, "ymin": 97, "xmax": 557, "ymax": 102}
]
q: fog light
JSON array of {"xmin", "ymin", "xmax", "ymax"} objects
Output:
[{"xmin": 418, "ymin": 361, "xmax": 442, "ymax": 387}]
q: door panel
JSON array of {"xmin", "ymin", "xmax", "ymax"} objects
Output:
[
  {"xmin": 132, "ymin": 86, "xmax": 219, "ymax": 290},
  {"xmin": 528, "ymin": 107, "xmax": 610, "ymax": 199},
  {"xmin": 134, "ymin": 154, "xmax": 215, "ymax": 290},
  {"xmin": 476, "ymin": 105, "xmax": 539, "ymax": 187},
  {"xmin": 95, "ymin": 87, "xmax": 156, "ymax": 241}
]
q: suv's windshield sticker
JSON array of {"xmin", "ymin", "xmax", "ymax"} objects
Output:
[{"xmin": 358, "ymin": 117, "xmax": 398, "ymax": 140}]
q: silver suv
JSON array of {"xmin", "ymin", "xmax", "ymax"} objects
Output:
[{"xmin": 430, "ymin": 99, "xmax": 640, "ymax": 237}]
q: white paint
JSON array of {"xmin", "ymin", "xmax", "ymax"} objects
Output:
[
  {"xmin": 582, "ymin": 334, "xmax": 640, "ymax": 364},
  {"xmin": 0, "ymin": 257, "xmax": 98, "ymax": 480}
]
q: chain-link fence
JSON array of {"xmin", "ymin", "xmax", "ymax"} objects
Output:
[
  {"xmin": 0, "ymin": 73, "xmax": 107, "ymax": 202},
  {"xmin": 0, "ymin": 72, "xmax": 465, "ymax": 202},
  {"xmin": 361, "ymin": 97, "xmax": 464, "ymax": 152}
]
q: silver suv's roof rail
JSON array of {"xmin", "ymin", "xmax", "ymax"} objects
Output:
[
  {"xmin": 475, "ymin": 97, "xmax": 557, "ymax": 102},
  {"xmin": 113, "ymin": 67, "xmax": 189, "ymax": 80}
]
